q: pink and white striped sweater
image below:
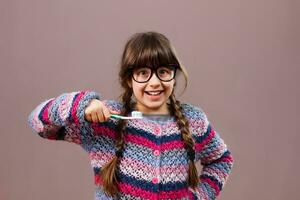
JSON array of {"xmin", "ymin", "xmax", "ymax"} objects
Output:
[{"xmin": 27, "ymin": 91, "xmax": 234, "ymax": 200}]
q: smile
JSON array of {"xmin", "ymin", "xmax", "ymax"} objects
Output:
[{"xmin": 145, "ymin": 91, "xmax": 164, "ymax": 96}]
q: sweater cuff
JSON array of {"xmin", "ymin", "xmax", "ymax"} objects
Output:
[{"xmin": 72, "ymin": 91, "xmax": 101, "ymax": 125}]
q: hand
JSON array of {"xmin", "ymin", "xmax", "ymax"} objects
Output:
[{"xmin": 84, "ymin": 99, "xmax": 120, "ymax": 123}]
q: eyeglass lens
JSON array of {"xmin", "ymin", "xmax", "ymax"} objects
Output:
[{"xmin": 132, "ymin": 66, "xmax": 176, "ymax": 83}]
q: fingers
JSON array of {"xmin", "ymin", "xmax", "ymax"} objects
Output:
[
  {"xmin": 85, "ymin": 113, "xmax": 92, "ymax": 122},
  {"xmin": 91, "ymin": 112, "xmax": 100, "ymax": 123},
  {"xmin": 84, "ymin": 107, "xmax": 93, "ymax": 122},
  {"xmin": 84, "ymin": 106, "xmax": 97, "ymax": 123},
  {"xmin": 84, "ymin": 99, "xmax": 119, "ymax": 123},
  {"xmin": 102, "ymin": 107, "xmax": 111, "ymax": 122}
]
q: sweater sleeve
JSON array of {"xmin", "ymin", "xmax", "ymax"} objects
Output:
[
  {"xmin": 27, "ymin": 91, "xmax": 100, "ymax": 145},
  {"xmin": 195, "ymin": 116, "xmax": 234, "ymax": 200}
]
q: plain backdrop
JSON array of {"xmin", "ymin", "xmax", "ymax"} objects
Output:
[{"xmin": 0, "ymin": 0, "xmax": 299, "ymax": 200}]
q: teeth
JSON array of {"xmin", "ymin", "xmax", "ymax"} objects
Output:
[{"xmin": 146, "ymin": 91, "xmax": 162, "ymax": 95}]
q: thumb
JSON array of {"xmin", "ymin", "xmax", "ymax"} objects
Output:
[{"xmin": 110, "ymin": 109, "xmax": 121, "ymax": 115}]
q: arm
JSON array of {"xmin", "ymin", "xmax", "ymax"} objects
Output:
[
  {"xmin": 181, "ymin": 103, "xmax": 234, "ymax": 199},
  {"xmin": 196, "ymin": 122, "xmax": 234, "ymax": 200},
  {"xmin": 27, "ymin": 91, "xmax": 100, "ymax": 145}
]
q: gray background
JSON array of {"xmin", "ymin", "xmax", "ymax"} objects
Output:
[{"xmin": 1, "ymin": 0, "xmax": 299, "ymax": 199}]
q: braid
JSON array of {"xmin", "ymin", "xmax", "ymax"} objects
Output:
[
  {"xmin": 101, "ymin": 90, "xmax": 133, "ymax": 196},
  {"xmin": 169, "ymin": 94, "xmax": 199, "ymax": 188}
]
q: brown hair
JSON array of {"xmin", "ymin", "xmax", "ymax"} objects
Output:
[{"xmin": 101, "ymin": 31, "xmax": 199, "ymax": 196}]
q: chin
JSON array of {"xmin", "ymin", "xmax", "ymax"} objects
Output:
[{"xmin": 145, "ymin": 101, "xmax": 166, "ymax": 110}]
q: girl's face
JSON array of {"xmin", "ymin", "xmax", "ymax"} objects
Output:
[{"xmin": 128, "ymin": 67, "xmax": 175, "ymax": 115}]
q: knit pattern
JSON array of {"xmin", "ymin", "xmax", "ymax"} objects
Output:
[{"xmin": 28, "ymin": 91, "xmax": 234, "ymax": 200}]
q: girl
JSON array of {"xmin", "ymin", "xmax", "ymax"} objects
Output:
[{"xmin": 28, "ymin": 31, "xmax": 234, "ymax": 200}]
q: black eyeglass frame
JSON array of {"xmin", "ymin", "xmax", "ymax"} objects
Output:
[{"xmin": 129, "ymin": 64, "xmax": 179, "ymax": 83}]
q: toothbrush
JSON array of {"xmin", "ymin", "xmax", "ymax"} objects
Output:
[{"xmin": 110, "ymin": 111, "xmax": 143, "ymax": 120}]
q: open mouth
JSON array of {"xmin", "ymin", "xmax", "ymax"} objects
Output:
[{"xmin": 144, "ymin": 91, "xmax": 164, "ymax": 96}]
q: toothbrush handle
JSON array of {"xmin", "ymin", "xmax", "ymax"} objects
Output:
[
  {"xmin": 110, "ymin": 114, "xmax": 122, "ymax": 119},
  {"xmin": 110, "ymin": 114, "xmax": 142, "ymax": 120}
]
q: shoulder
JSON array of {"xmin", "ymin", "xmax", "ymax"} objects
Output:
[
  {"xmin": 180, "ymin": 103, "xmax": 210, "ymax": 135},
  {"xmin": 180, "ymin": 103, "xmax": 208, "ymax": 121}
]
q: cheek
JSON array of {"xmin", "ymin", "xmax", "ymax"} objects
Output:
[
  {"xmin": 132, "ymin": 84, "xmax": 145, "ymax": 96},
  {"xmin": 164, "ymin": 82, "xmax": 175, "ymax": 92}
]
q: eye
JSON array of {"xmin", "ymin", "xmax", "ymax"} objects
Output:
[
  {"xmin": 134, "ymin": 68, "xmax": 150, "ymax": 76},
  {"xmin": 140, "ymin": 70, "xmax": 148, "ymax": 75},
  {"xmin": 158, "ymin": 67, "xmax": 172, "ymax": 75}
]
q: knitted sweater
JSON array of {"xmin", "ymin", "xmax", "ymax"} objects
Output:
[{"xmin": 28, "ymin": 91, "xmax": 234, "ymax": 200}]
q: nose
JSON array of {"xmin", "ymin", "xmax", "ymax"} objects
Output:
[{"xmin": 148, "ymin": 72, "xmax": 161, "ymax": 87}]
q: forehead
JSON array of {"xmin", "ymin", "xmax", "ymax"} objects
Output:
[
  {"xmin": 132, "ymin": 64, "xmax": 174, "ymax": 68},
  {"xmin": 130, "ymin": 47, "xmax": 178, "ymax": 67},
  {"xmin": 129, "ymin": 64, "xmax": 177, "ymax": 73},
  {"xmin": 130, "ymin": 60, "xmax": 173, "ymax": 69}
]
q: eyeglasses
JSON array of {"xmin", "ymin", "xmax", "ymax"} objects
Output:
[{"xmin": 130, "ymin": 64, "xmax": 178, "ymax": 83}]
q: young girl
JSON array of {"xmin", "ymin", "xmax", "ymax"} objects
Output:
[{"xmin": 28, "ymin": 31, "xmax": 234, "ymax": 200}]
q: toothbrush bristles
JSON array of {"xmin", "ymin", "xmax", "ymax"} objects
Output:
[{"xmin": 131, "ymin": 111, "xmax": 143, "ymax": 118}]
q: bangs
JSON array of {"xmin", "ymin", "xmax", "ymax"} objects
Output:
[{"xmin": 128, "ymin": 35, "xmax": 179, "ymax": 69}]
